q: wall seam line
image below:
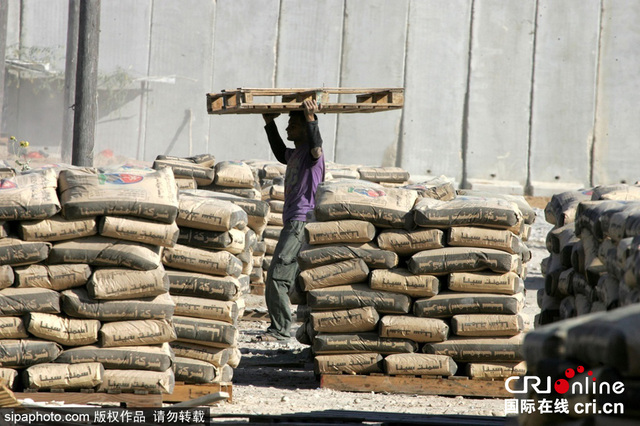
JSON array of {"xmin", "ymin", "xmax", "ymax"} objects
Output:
[
  {"xmin": 590, "ymin": 0, "xmax": 604, "ymax": 187},
  {"xmin": 525, "ymin": 0, "xmax": 540, "ymax": 196}
]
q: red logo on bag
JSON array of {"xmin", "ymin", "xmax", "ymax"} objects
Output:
[
  {"xmin": 348, "ymin": 187, "xmax": 386, "ymax": 198},
  {"xmin": 0, "ymin": 180, "xmax": 16, "ymax": 189},
  {"xmin": 99, "ymin": 173, "xmax": 144, "ymax": 185}
]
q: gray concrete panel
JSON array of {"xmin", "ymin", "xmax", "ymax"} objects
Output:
[
  {"xmin": 275, "ymin": 0, "xmax": 344, "ymax": 163},
  {"xmin": 334, "ymin": 0, "xmax": 409, "ymax": 168},
  {"xmin": 207, "ymin": 0, "xmax": 280, "ymax": 163},
  {"xmin": 141, "ymin": 0, "xmax": 216, "ymax": 161},
  {"xmin": 93, "ymin": 0, "xmax": 152, "ymax": 161},
  {"xmin": 528, "ymin": 0, "xmax": 599, "ymax": 194},
  {"xmin": 19, "ymin": 0, "xmax": 67, "ymax": 70},
  {"xmin": 593, "ymin": 1, "xmax": 640, "ymax": 185},
  {"xmin": 6, "ymin": 0, "xmax": 21, "ymax": 48},
  {"xmin": 401, "ymin": 0, "xmax": 471, "ymax": 182},
  {"xmin": 465, "ymin": 0, "xmax": 536, "ymax": 192}
]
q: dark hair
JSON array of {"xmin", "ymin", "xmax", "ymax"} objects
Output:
[{"xmin": 289, "ymin": 110, "xmax": 317, "ymax": 122}]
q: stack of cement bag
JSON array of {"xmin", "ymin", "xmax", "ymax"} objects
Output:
[
  {"xmin": 520, "ymin": 302, "xmax": 640, "ymax": 425},
  {"xmin": 0, "ymin": 167, "xmax": 179, "ymax": 393},
  {"xmin": 153, "ymin": 154, "xmax": 216, "ymax": 190},
  {"xmin": 357, "ymin": 166, "xmax": 410, "ymax": 187},
  {"xmin": 164, "ymin": 187, "xmax": 268, "ymax": 383},
  {"xmin": 296, "ymin": 177, "xmax": 533, "ymax": 380},
  {"xmin": 538, "ymin": 184, "xmax": 640, "ymax": 326}
]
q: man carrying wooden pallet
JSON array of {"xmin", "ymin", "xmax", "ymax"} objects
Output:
[{"xmin": 259, "ymin": 99, "xmax": 325, "ymax": 342}]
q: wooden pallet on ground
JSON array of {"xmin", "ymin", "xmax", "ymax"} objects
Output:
[
  {"xmin": 13, "ymin": 389, "xmax": 163, "ymax": 407},
  {"xmin": 320, "ymin": 374, "xmax": 511, "ymax": 398},
  {"xmin": 162, "ymin": 382, "xmax": 232, "ymax": 404},
  {"xmin": 207, "ymin": 88, "xmax": 404, "ymax": 115}
]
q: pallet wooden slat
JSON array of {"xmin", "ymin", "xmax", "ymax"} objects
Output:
[
  {"xmin": 207, "ymin": 87, "xmax": 404, "ymax": 115},
  {"xmin": 320, "ymin": 374, "xmax": 511, "ymax": 399},
  {"xmin": 162, "ymin": 382, "xmax": 232, "ymax": 404},
  {"xmin": 12, "ymin": 391, "xmax": 163, "ymax": 407}
]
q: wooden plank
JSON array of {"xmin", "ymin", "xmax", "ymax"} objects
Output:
[
  {"xmin": 320, "ymin": 374, "xmax": 511, "ymax": 398},
  {"xmin": 12, "ymin": 392, "xmax": 163, "ymax": 407},
  {"xmin": 162, "ymin": 382, "xmax": 232, "ymax": 404}
]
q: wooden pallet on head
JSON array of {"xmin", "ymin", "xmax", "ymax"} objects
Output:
[
  {"xmin": 207, "ymin": 88, "xmax": 404, "ymax": 115},
  {"xmin": 320, "ymin": 374, "xmax": 511, "ymax": 399}
]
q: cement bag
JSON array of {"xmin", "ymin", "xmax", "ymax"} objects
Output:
[
  {"xmin": 59, "ymin": 167, "xmax": 178, "ymax": 223},
  {"xmin": 0, "ymin": 168, "xmax": 60, "ymax": 220},
  {"xmin": 448, "ymin": 272, "xmax": 524, "ymax": 295},
  {"xmin": 268, "ymin": 212, "xmax": 283, "ymax": 226},
  {"xmin": 0, "ymin": 288, "xmax": 60, "ymax": 315},
  {"xmin": 402, "ymin": 176, "xmax": 456, "ymax": 201},
  {"xmin": 48, "ymin": 236, "xmax": 162, "ymax": 271},
  {"xmin": 0, "ymin": 339, "xmax": 62, "ymax": 367},
  {"xmin": 466, "ymin": 361, "xmax": 527, "ymax": 379},
  {"xmin": 100, "ymin": 319, "xmax": 176, "ymax": 348},
  {"xmin": 62, "ymin": 288, "xmax": 174, "ymax": 321},
  {"xmin": 169, "ymin": 341, "xmax": 229, "ymax": 367},
  {"xmin": 357, "ymin": 166, "xmax": 409, "ymax": 183},
  {"xmin": 178, "ymin": 227, "xmax": 245, "ymax": 254},
  {"xmin": 563, "ymin": 303, "xmax": 640, "ymax": 376},
  {"xmin": 27, "ymin": 312, "xmax": 99, "ymax": 346},
  {"xmin": 99, "ymin": 216, "xmax": 179, "ymax": 248},
  {"xmin": 263, "ymin": 225, "xmax": 282, "ymax": 240},
  {"xmin": 593, "ymin": 184, "xmax": 640, "ymax": 201},
  {"xmin": 305, "ymin": 220, "xmax": 376, "ymax": 245},
  {"xmin": 87, "ymin": 266, "xmax": 169, "ymax": 300},
  {"xmin": 260, "ymin": 162, "xmax": 286, "ymax": 179},
  {"xmin": 544, "ymin": 189, "xmax": 591, "ymax": 226},
  {"xmin": 327, "ymin": 166, "xmax": 360, "ymax": 180},
  {"xmin": 156, "ymin": 153, "xmax": 216, "ymax": 168},
  {"xmin": 414, "ymin": 292, "xmax": 524, "ymax": 318},
  {"xmin": 269, "ymin": 184, "xmax": 285, "ymax": 201},
  {"xmin": 167, "ymin": 270, "xmax": 240, "ymax": 301},
  {"xmin": 299, "ymin": 258, "xmax": 370, "ymax": 291},
  {"xmin": 0, "ymin": 238, "xmax": 51, "ymax": 266},
  {"xmin": 173, "ymin": 316, "xmax": 238, "ymax": 349},
  {"xmin": 0, "ymin": 368, "xmax": 17, "ymax": 389},
  {"xmin": 310, "ymin": 306, "xmax": 379, "ymax": 333},
  {"xmin": 19, "ymin": 216, "xmax": 96, "ymax": 242},
  {"xmin": 162, "ymin": 244, "xmax": 242, "ymax": 277},
  {"xmin": 608, "ymin": 207, "xmax": 640, "ymax": 242},
  {"xmin": 447, "ymin": 227, "xmax": 526, "ymax": 255},
  {"xmin": 298, "ymin": 243, "xmax": 398, "ymax": 270},
  {"xmin": 152, "ymin": 158, "xmax": 215, "ymax": 186},
  {"xmin": 457, "ymin": 190, "xmax": 536, "ymax": 225},
  {"xmin": 0, "ymin": 317, "xmax": 28, "ymax": 339},
  {"xmin": 13, "ymin": 264, "xmax": 90, "ymax": 291},
  {"xmin": 307, "ymin": 284, "xmax": 411, "ymax": 314},
  {"xmin": 199, "ymin": 185, "xmax": 262, "ymax": 200},
  {"xmin": 0, "ymin": 265, "xmax": 12, "ymax": 289},
  {"xmin": 214, "ymin": 161, "xmax": 255, "ymax": 188},
  {"xmin": 408, "ymin": 247, "xmax": 521, "ymax": 276},
  {"xmin": 369, "ymin": 269, "xmax": 440, "ymax": 298},
  {"xmin": 227, "ymin": 347, "xmax": 242, "ymax": 368},
  {"xmin": 413, "ymin": 196, "xmax": 523, "ymax": 232},
  {"xmin": 379, "ymin": 315, "xmax": 449, "ymax": 343},
  {"xmin": 314, "ymin": 180, "xmax": 418, "ymax": 228},
  {"xmin": 177, "ymin": 193, "xmax": 248, "ymax": 232},
  {"xmin": 172, "ymin": 295, "xmax": 239, "ymax": 324},
  {"xmin": 385, "ymin": 353, "xmax": 457, "ymax": 376},
  {"xmin": 173, "ymin": 356, "xmax": 218, "ymax": 383},
  {"xmin": 269, "ymin": 199, "xmax": 284, "ymax": 213},
  {"xmin": 314, "ymin": 353, "xmax": 383, "ymax": 375},
  {"xmin": 422, "ymin": 334, "xmax": 525, "ymax": 362},
  {"xmin": 451, "ymin": 314, "xmax": 524, "ymax": 337},
  {"xmin": 0, "ymin": 221, "xmax": 8, "ymax": 238},
  {"xmin": 23, "ymin": 362, "xmax": 103, "ymax": 390},
  {"xmin": 55, "ymin": 343, "xmax": 174, "ymax": 371},
  {"xmin": 96, "ymin": 368, "xmax": 174, "ymax": 394},
  {"xmin": 175, "ymin": 178, "xmax": 197, "ymax": 190},
  {"xmin": 575, "ymin": 200, "xmax": 627, "ymax": 240},
  {"xmin": 180, "ymin": 189, "xmax": 270, "ymax": 234},
  {"xmin": 312, "ymin": 332, "xmax": 418, "ymax": 355},
  {"xmin": 377, "ymin": 228, "xmax": 445, "ymax": 256}
]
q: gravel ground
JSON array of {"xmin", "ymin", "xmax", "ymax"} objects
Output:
[{"xmin": 209, "ymin": 207, "xmax": 555, "ymax": 419}]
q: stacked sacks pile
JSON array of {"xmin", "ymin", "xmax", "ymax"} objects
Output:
[
  {"xmin": 537, "ymin": 184, "xmax": 640, "ymax": 327},
  {"xmin": 520, "ymin": 303, "xmax": 640, "ymax": 425},
  {"xmin": 152, "ymin": 154, "xmax": 216, "ymax": 191},
  {"xmin": 0, "ymin": 167, "xmax": 179, "ymax": 393},
  {"xmin": 163, "ymin": 189, "xmax": 259, "ymax": 384},
  {"xmin": 258, "ymin": 174, "xmax": 286, "ymax": 291},
  {"xmin": 200, "ymin": 161, "xmax": 261, "ymax": 201},
  {"xmin": 296, "ymin": 177, "xmax": 534, "ymax": 381}
]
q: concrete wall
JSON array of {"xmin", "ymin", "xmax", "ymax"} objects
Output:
[{"xmin": 2, "ymin": 0, "xmax": 639, "ymax": 194}]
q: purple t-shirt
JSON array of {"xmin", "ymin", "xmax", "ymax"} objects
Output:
[{"xmin": 283, "ymin": 144, "xmax": 325, "ymax": 223}]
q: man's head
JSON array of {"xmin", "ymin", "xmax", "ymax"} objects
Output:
[{"xmin": 285, "ymin": 111, "xmax": 306, "ymax": 143}]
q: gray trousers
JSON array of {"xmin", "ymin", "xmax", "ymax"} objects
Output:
[{"xmin": 265, "ymin": 220, "xmax": 305, "ymax": 339}]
